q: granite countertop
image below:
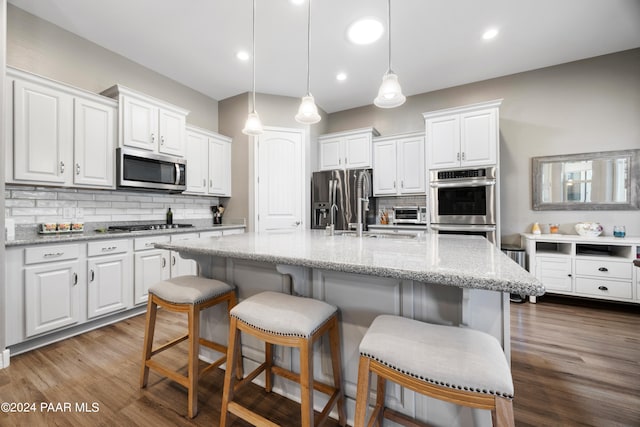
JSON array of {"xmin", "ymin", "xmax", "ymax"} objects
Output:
[
  {"xmin": 157, "ymin": 230, "xmax": 545, "ymax": 296},
  {"xmin": 5, "ymin": 220, "xmax": 246, "ymax": 247}
]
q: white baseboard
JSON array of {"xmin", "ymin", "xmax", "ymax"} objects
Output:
[{"xmin": 1, "ymin": 349, "xmax": 10, "ymax": 369}]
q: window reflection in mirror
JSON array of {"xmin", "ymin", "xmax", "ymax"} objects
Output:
[{"xmin": 532, "ymin": 150, "xmax": 639, "ymax": 210}]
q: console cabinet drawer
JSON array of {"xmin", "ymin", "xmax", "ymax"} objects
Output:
[
  {"xmin": 575, "ymin": 277, "xmax": 633, "ymax": 300},
  {"xmin": 575, "ymin": 259, "xmax": 632, "ymax": 280}
]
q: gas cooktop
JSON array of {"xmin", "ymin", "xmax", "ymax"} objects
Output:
[{"xmin": 107, "ymin": 223, "xmax": 194, "ymax": 232}]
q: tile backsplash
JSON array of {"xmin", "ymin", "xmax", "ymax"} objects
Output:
[
  {"xmin": 5, "ymin": 185, "xmax": 221, "ymax": 225},
  {"xmin": 376, "ymin": 195, "xmax": 427, "ymax": 212}
]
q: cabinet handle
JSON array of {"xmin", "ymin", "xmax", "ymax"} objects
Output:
[
  {"xmin": 172, "ymin": 255, "xmax": 176, "ymax": 266},
  {"xmin": 203, "ymin": 178, "xmax": 206, "ymax": 187},
  {"xmin": 151, "ymin": 133, "xmax": 155, "ymax": 143},
  {"xmin": 161, "ymin": 136, "xmax": 165, "ymax": 146},
  {"xmin": 401, "ymin": 180, "xmax": 404, "ymax": 188},
  {"xmin": 162, "ymin": 257, "xmax": 167, "ymax": 268},
  {"xmin": 597, "ymin": 285, "xmax": 608, "ymax": 291},
  {"xmin": 145, "ymin": 242, "xmax": 154, "ymax": 248},
  {"xmin": 456, "ymin": 153, "xmax": 460, "ymax": 161},
  {"xmin": 462, "ymin": 152, "xmax": 466, "ymax": 160},
  {"xmin": 210, "ymin": 179, "xmax": 213, "ymax": 187},
  {"xmin": 345, "ymin": 157, "xmax": 348, "ymax": 165},
  {"xmin": 567, "ymin": 274, "xmax": 572, "ymax": 277},
  {"xmin": 598, "ymin": 267, "xmax": 608, "ymax": 272},
  {"xmin": 90, "ymin": 269, "xmax": 95, "ymax": 282},
  {"xmin": 60, "ymin": 161, "xmax": 65, "ymax": 174},
  {"xmin": 73, "ymin": 272, "xmax": 78, "ymax": 286},
  {"xmin": 338, "ymin": 158, "xmax": 341, "ymax": 165},
  {"xmin": 44, "ymin": 252, "xmax": 64, "ymax": 258},
  {"xmin": 393, "ymin": 180, "xmax": 396, "ymax": 189},
  {"xmin": 76, "ymin": 163, "xmax": 80, "ymax": 175},
  {"xmin": 101, "ymin": 246, "xmax": 117, "ymax": 252}
]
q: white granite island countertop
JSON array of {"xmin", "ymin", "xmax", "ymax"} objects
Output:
[{"xmin": 156, "ymin": 230, "xmax": 544, "ymax": 296}]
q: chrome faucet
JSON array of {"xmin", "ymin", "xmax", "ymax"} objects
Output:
[{"xmin": 356, "ymin": 170, "xmax": 370, "ymax": 237}]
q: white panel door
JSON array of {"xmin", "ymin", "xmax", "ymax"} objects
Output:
[
  {"xmin": 398, "ymin": 136, "xmax": 426, "ymax": 194},
  {"xmin": 319, "ymin": 137, "xmax": 342, "ymax": 170},
  {"xmin": 122, "ymin": 95, "xmax": 158, "ymax": 151},
  {"xmin": 25, "ymin": 260, "xmax": 80, "ymax": 337},
  {"xmin": 256, "ymin": 128, "xmax": 304, "ymax": 233},
  {"xmin": 427, "ymin": 115, "xmax": 460, "ymax": 169},
  {"xmin": 185, "ymin": 130, "xmax": 208, "ymax": 194},
  {"xmin": 158, "ymin": 108, "xmax": 185, "ymax": 156},
  {"xmin": 73, "ymin": 97, "xmax": 116, "ymax": 188},
  {"xmin": 13, "ymin": 79, "xmax": 73, "ymax": 184},
  {"xmin": 87, "ymin": 254, "xmax": 131, "ymax": 319},
  {"xmin": 460, "ymin": 109, "xmax": 496, "ymax": 166},
  {"xmin": 209, "ymin": 136, "xmax": 231, "ymax": 196},
  {"xmin": 134, "ymin": 249, "xmax": 170, "ymax": 305},
  {"xmin": 372, "ymin": 140, "xmax": 397, "ymax": 195},
  {"xmin": 344, "ymin": 134, "xmax": 371, "ymax": 169}
]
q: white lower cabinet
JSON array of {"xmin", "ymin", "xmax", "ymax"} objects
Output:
[
  {"xmin": 170, "ymin": 233, "xmax": 199, "ymax": 277},
  {"xmin": 133, "ymin": 235, "xmax": 171, "ymax": 305},
  {"xmin": 534, "ymin": 256, "xmax": 572, "ymax": 292},
  {"xmin": 86, "ymin": 240, "xmax": 133, "ymax": 319}
]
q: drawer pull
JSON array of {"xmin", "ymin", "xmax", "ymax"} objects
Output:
[
  {"xmin": 44, "ymin": 252, "xmax": 64, "ymax": 258},
  {"xmin": 598, "ymin": 267, "xmax": 608, "ymax": 272},
  {"xmin": 567, "ymin": 274, "xmax": 572, "ymax": 277},
  {"xmin": 101, "ymin": 246, "xmax": 117, "ymax": 252},
  {"xmin": 597, "ymin": 285, "xmax": 608, "ymax": 291},
  {"xmin": 73, "ymin": 272, "xmax": 78, "ymax": 286},
  {"xmin": 145, "ymin": 242, "xmax": 154, "ymax": 248},
  {"xmin": 172, "ymin": 255, "xmax": 176, "ymax": 266},
  {"xmin": 162, "ymin": 257, "xmax": 167, "ymax": 268},
  {"xmin": 90, "ymin": 269, "xmax": 95, "ymax": 282}
]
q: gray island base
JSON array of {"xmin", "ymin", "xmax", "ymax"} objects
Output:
[{"xmin": 156, "ymin": 230, "xmax": 543, "ymax": 427}]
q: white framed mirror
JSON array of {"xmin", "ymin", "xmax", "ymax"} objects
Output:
[{"xmin": 532, "ymin": 149, "xmax": 640, "ymax": 210}]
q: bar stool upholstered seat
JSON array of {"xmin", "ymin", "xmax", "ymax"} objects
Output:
[
  {"xmin": 140, "ymin": 275, "xmax": 237, "ymax": 418},
  {"xmin": 220, "ymin": 291, "xmax": 346, "ymax": 427},
  {"xmin": 355, "ymin": 315, "xmax": 515, "ymax": 427}
]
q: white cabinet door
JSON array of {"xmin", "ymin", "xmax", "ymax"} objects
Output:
[
  {"xmin": 13, "ymin": 79, "xmax": 73, "ymax": 184},
  {"xmin": 25, "ymin": 260, "xmax": 80, "ymax": 337},
  {"xmin": 73, "ymin": 97, "xmax": 116, "ymax": 188},
  {"xmin": 209, "ymin": 136, "xmax": 232, "ymax": 196},
  {"xmin": 319, "ymin": 137, "xmax": 342, "ymax": 171},
  {"xmin": 427, "ymin": 115, "xmax": 460, "ymax": 169},
  {"xmin": 535, "ymin": 256, "xmax": 572, "ymax": 292},
  {"xmin": 460, "ymin": 109, "xmax": 496, "ymax": 167},
  {"xmin": 185, "ymin": 130, "xmax": 208, "ymax": 194},
  {"xmin": 134, "ymin": 249, "xmax": 170, "ymax": 305},
  {"xmin": 344, "ymin": 134, "xmax": 371, "ymax": 169},
  {"xmin": 372, "ymin": 140, "xmax": 397, "ymax": 195},
  {"xmin": 122, "ymin": 95, "xmax": 158, "ymax": 151},
  {"xmin": 87, "ymin": 254, "xmax": 131, "ymax": 319},
  {"xmin": 170, "ymin": 233, "xmax": 199, "ymax": 278},
  {"xmin": 158, "ymin": 108, "xmax": 186, "ymax": 157},
  {"xmin": 398, "ymin": 136, "xmax": 426, "ymax": 194}
]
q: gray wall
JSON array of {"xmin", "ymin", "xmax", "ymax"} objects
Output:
[
  {"xmin": 7, "ymin": 5, "xmax": 218, "ymax": 130},
  {"xmin": 327, "ymin": 49, "xmax": 640, "ymax": 244}
]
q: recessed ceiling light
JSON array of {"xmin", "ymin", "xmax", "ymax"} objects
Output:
[
  {"xmin": 347, "ymin": 18, "xmax": 384, "ymax": 45},
  {"xmin": 336, "ymin": 72, "xmax": 347, "ymax": 81},
  {"xmin": 236, "ymin": 50, "xmax": 250, "ymax": 61},
  {"xmin": 482, "ymin": 28, "xmax": 499, "ymax": 40}
]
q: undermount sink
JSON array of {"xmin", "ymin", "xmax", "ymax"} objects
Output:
[{"xmin": 335, "ymin": 231, "xmax": 418, "ymax": 239}]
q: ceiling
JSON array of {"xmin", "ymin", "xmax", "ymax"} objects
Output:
[{"xmin": 8, "ymin": 0, "xmax": 640, "ymax": 113}]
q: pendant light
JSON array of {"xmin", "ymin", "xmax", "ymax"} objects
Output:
[
  {"xmin": 295, "ymin": 0, "xmax": 321, "ymax": 124},
  {"xmin": 374, "ymin": 0, "xmax": 406, "ymax": 108},
  {"xmin": 242, "ymin": 0, "xmax": 264, "ymax": 135}
]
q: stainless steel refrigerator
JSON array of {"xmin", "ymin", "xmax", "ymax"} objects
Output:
[{"xmin": 311, "ymin": 169, "xmax": 375, "ymax": 230}]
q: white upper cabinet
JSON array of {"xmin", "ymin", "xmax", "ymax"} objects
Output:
[
  {"xmin": 8, "ymin": 68, "xmax": 117, "ymax": 188},
  {"xmin": 318, "ymin": 127, "xmax": 379, "ymax": 171},
  {"xmin": 373, "ymin": 133, "xmax": 425, "ymax": 196},
  {"xmin": 102, "ymin": 85, "xmax": 189, "ymax": 157},
  {"xmin": 185, "ymin": 125, "xmax": 232, "ymax": 197},
  {"xmin": 424, "ymin": 100, "xmax": 502, "ymax": 170}
]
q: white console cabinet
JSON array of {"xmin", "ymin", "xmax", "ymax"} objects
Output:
[{"xmin": 523, "ymin": 234, "xmax": 640, "ymax": 304}]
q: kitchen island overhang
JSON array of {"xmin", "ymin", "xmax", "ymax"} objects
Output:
[{"xmin": 155, "ymin": 230, "xmax": 543, "ymax": 427}]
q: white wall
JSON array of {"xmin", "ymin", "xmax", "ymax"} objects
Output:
[
  {"xmin": 326, "ymin": 49, "xmax": 640, "ymax": 244},
  {"xmin": 1, "ymin": 0, "xmax": 7, "ymax": 361}
]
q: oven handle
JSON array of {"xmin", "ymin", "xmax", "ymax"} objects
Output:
[
  {"xmin": 430, "ymin": 224, "xmax": 497, "ymax": 232},
  {"xmin": 430, "ymin": 179, "xmax": 496, "ymax": 188}
]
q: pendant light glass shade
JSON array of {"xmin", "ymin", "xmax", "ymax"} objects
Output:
[
  {"xmin": 374, "ymin": 0, "xmax": 405, "ymax": 109},
  {"xmin": 295, "ymin": 0, "xmax": 321, "ymax": 125},
  {"xmin": 295, "ymin": 94, "xmax": 321, "ymax": 124},
  {"xmin": 374, "ymin": 71, "xmax": 406, "ymax": 108},
  {"xmin": 242, "ymin": 0, "xmax": 264, "ymax": 136},
  {"xmin": 242, "ymin": 111, "xmax": 264, "ymax": 135}
]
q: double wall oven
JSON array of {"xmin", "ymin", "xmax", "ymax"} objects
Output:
[{"xmin": 429, "ymin": 166, "xmax": 497, "ymax": 244}]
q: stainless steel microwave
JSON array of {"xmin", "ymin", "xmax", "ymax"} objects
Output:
[{"xmin": 116, "ymin": 147, "xmax": 186, "ymax": 193}]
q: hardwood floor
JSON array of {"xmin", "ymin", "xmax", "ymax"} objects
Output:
[{"xmin": 0, "ymin": 295, "xmax": 638, "ymax": 426}]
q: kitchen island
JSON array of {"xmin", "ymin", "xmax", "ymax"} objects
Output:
[{"xmin": 157, "ymin": 230, "xmax": 543, "ymax": 427}]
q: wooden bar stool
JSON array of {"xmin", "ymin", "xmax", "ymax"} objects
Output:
[
  {"xmin": 220, "ymin": 291, "xmax": 346, "ymax": 427},
  {"xmin": 354, "ymin": 315, "xmax": 515, "ymax": 427},
  {"xmin": 140, "ymin": 275, "xmax": 237, "ymax": 418}
]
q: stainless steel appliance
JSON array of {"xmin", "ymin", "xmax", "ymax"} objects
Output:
[
  {"xmin": 117, "ymin": 147, "xmax": 186, "ymax": 193},
  {"xmin": 392, "ymin": 206, "xmax": 427, "ymax": 225},
  {"xmin": 107, "ymin": 223, "xmax": 194, "ymax": 232},
  {"xmin": 311, "ymin": 169, "xmax": 375, "ymax": 230},
  {"xmin": 429, "ymin": 166, "xmax": 497, "ymax": 243}
]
